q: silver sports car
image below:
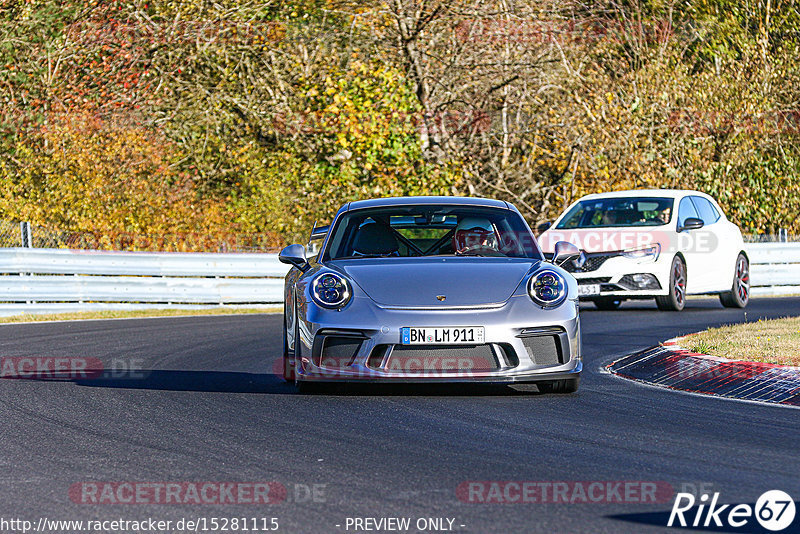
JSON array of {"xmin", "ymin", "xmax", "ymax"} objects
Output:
[{"xmin": 279, "ymin": 196, "xmax": 583, "ymax": 393}]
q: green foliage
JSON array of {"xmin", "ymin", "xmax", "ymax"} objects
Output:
[{"xmin": 231, "ymin": 61, "xmax": 459, "ymax": 242}]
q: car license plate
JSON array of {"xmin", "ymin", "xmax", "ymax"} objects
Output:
[
  {"xmin": 401, "ymin": 327, "xmax": 485, "ymax": 345},
  {"xmin": 578, "ymin": 284, "xmax": 601, "ymax": 296}
]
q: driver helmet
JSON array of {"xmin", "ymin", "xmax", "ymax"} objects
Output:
[{"xmin": 453, "ymin": 217, "xmax": 498, "ymax": 254}]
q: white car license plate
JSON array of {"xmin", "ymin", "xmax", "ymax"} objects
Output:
[
  {"xmin": 578, "ymin": 284, "xmax": 601, "ymax": 296},
  {"xmin": 401, "ymin": 327, "xmax": 485, "ymax": 345}
]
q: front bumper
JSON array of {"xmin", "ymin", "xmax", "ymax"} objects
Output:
[
  {"xmin": 293, "ymin": 294, "xmax": 581, "ymax": 384},
  {"xmin": 571, "ymin": 255, "xmax": 671, "ymax": 299}
]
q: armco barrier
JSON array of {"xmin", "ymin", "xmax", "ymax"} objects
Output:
[
  {"xmin": 0, "ymin": 243, "xmax": 796, "ymax": 316},
  {"xmin": 746, "ymin": 243, "xmax": 800, "ymax": 296},
  {"xmin": 0, "ymin": 248, "xmax": 289, "ymax": 316}
]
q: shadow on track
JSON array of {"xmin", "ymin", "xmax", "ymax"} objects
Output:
[
  {"xmin": 47, "ymin": 370, "xmax": 564, "ymax": 396},
  {"xmin": 72, "ymin": 370, "xmax": 294, "ymax": 394},
  {"xmin": 292, "ymin": 382, "xmax": 557, "ymax": 397}
]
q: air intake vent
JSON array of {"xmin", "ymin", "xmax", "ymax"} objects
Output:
[
  {"xmin": 520, "ymin": 335, "xmax": 562, "ymax": 366},
  {"xmin": 314, "ymin": 336, "xmax": 363, "ymax": 369}
]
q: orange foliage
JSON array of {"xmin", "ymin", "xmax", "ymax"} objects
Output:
[{"xmin": 0, "ymin": 111, "xmax": 282, "ymax": 250}]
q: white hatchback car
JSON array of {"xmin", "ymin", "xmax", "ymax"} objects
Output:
[{"xmin": 538, "ymin": 190, "xmax": 749, "ymax": 311}]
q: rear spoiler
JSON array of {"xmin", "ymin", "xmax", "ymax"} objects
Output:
[
  {"xmin": 305, "ymin": 223, "xmax": 330, "ymax": 259},
  {"xmin": 310, "ymin": 224, "xmax": 329, "ymax": 240}
]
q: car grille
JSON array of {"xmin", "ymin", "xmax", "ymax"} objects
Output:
[
  {"xmin": 563, "ymin": 252, "xmax": 621, "ymax": 273},
  {"xmin": 576, "ymin": 277, "xmax": 611, "ymax": 285},
  {"xmin": 379, "ymin": 344, "xmax": 501, "ymax": 373}
]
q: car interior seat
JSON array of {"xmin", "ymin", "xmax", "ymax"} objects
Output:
[{"xmin": 352, "ymin": 223, "xmax": 399, "ymax": 256}]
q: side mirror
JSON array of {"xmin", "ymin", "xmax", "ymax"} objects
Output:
[
  {"xmin": 536, "ymin": 221, "xmax": 552, "ymax": 234},
  {"xmin": 279, "ymin": 244, "xmax": 310, "ymax": 272},
  {"xmin": 552, "ymin": 241, "xmax": 582, "ymax": 266},
  {"xmin": 679, "ymin": 217, "xmax": 704, "ymax": 232}
]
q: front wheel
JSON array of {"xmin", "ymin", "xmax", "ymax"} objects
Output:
[
  {"xmin": 538, "ymin": 377, "xmax": 579, "ymax": 394},
  {"xmin": 719, "ymin": 253, "xmax": 750, "ymax": 308},
  {"xmin": 281, "ymin": 303, "xmax": 295, "ymax": 382},
  {"xmin": 655, "ymin": 256, "xmax": 687, "ymax": 311}
]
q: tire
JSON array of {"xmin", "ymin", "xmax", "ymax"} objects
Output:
[
  {"xmin": 538, "ymin": 377, "xmax": 579, "ymax": 394},
  {"xmin": 281, "ymin": 302, "xmax": 295, "ymax": 382},
  {"xmin": 719, "ymin": 253, "xmax": 750, "ymax": 308},
  {"xmin": 593, "ymin": 297, "xmax": 622, "ymax": 310},
  {"xmin": 281, "ymin": 326, "xmax": 294, "ymax": 382},
  {"xmin": 655, "ymin": 256, "xmax": 687, "ymax": 311}
]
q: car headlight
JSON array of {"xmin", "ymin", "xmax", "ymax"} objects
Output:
[
  {"xmin": 622, "ymin": 244, "xmax": 660, "ymax": 261},
  {"xmin": 311, "ymin": 272, "xmax": 352, "ymax": 309},
  {"xmin": 528, "ymin": 269, "xmax": 568, "ymax": 307}
]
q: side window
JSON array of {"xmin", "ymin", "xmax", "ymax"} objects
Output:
[
  {"xmin": 709, "ymin": 202, "xmax": 721, "ymax": 220},
  {"xmin": 677, "ymin": 197, "xmax": 700, "ymax": 227},
  {"xmin": 690, "ymin": 196, "xmax": 720, "ymax": 225}
]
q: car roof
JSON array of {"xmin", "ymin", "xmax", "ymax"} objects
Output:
[
  {"xmin": 343, "ymin": 196, "xmax": 511, "ymax": 211},
  {"xmin": 577, "ymin": 189, "xmax": 714, "ymax": 201}
]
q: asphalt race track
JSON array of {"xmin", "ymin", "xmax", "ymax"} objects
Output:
[{"xmin": 2, "ymin": 297, "xmax": 799, "ymax": 534}]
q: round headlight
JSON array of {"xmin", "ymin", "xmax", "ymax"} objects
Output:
[
  {"xmin": 311, "ymin": 273, "xmax": 352, "ymax": 309},
  {"xmin": 528, "ymin": 269, "xmax": 568, "ymax": 307}
]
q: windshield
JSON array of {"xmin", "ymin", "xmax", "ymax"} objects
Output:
[
  {"xmin": 556, "ymin": 197, "xmax": 674, "ymax": 229},
  {"xmin": 323, "ymin": 205, "xmax": 542, "ymax": 260}
]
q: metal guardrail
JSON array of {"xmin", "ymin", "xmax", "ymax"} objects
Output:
[
  {"xmin": 0, "ymin": 248, "xmax": 288, "ymax": 277},
  {"xmin": 1, "ymin": 276, "xmax": 284, "ymax": 303},
  {"xmin": 0, "ymin": 243, "xmax": 795, "ymax": 317},
  {"xmin": 0, "ymin": 248, "xmax": 289, "ymax": 316},
  {"xmin": 746, "ymin": 243, "xmax": 800, "ymax": 296},
  {"xmin": 0, "ymin": 219, "xmax": 280, "ymax": 252}
]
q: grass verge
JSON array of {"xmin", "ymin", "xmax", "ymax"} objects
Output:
[
  {"xmin": 675, "ymin": 316, "xmax": 800, "ymax": 367},
  {"xmin": 0, "ymin": 307, "xmax": 281, "ymax": 324}
]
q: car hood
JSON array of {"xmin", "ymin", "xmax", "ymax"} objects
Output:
[
  {"xmin": 330, "ymin": 258, "xmax": 538, "ymax": 307},
  {"xmin": 539, "ymin": 227, "xmax": 666, "ymax": 254}
]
